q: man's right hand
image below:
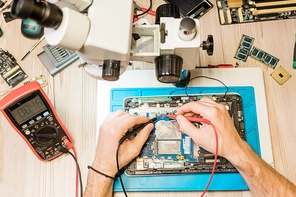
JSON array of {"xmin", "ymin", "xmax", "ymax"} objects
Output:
[{"xmin": 176, "ymin": 97, "xmax": 245, "ymax": 160}]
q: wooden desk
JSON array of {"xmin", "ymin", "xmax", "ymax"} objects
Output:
[{"xmin": 0, "ymin": 0, "xmax": 295, "ymax": 196}]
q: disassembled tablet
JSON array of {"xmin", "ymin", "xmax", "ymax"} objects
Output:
[{"xmin": 123, "ymin": 94, "xmax": 246, "ymax": 175}]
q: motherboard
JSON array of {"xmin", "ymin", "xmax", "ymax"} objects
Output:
[
  {"xmin": 0, "ymin": 49, "xmax": 27, "ymax": 87},
  {"xmin": 217, "ymin": 0, "xmax": 296, "ymax": 25},
  {"xmin": 123, "ymin": 94, "xmax": 245, "ymax": 175}
]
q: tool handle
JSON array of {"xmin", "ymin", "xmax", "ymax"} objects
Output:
[
  {"xmin": 169, "ymin": 115, "xmax": 211, "ymax": 124},
  {"xmin": 119, "ymin": 117, "xmax": 157, "ymax": 144}
]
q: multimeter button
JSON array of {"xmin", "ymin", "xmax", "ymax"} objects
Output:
[
  {"xmin": 40, "ymin": 152, "xmax": 44, "ymax": 156},
  {"xmin": 29, "ymin": 120, "xmax": 35, "ymax": 125},
  {"xmin": 43, "ymin": 111, "xmax": 50, "ymax": 117},
  {"xmin": 48, "ymin": 117, "xmax": 53, "ymax": 121},
  {"xmin": 25, "ymin": 130, "xmax": 30, "ymax": 135},
  {"xmin": 36, "ymin": 116, "xmax": 42, "ymax": 121},
  {"xmin": 49, "ymin": 149, "xmax": 53, "ymax": 153},
  {"xmin": 22, "ymin": 124, "xmax": 28, "ymax": 129},
  {"xmin": 45, "ymin": 152, "xmax": 49, "ymax": 155}
]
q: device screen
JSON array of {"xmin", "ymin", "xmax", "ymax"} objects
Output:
[{"xmin": 10, "ymin": 95, "xmax": 47, "ymax": 125}]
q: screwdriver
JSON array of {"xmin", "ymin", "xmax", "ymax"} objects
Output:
[{"xmin": 21, "ymin": 35, "xmax": 45, "ymax": 61}]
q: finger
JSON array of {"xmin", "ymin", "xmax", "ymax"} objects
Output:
[
  {"xmin": 109, "ymin": 110, "xmax": 126, "ymax": 119},
  {"xmin": 110, "ymin": 113, "xmax": 131, "ymax": 126},
  {"xmin": 177, "ymin": 115, "xmax": 201, "ymax": 140},
  {"xmin": 177, "ymin": 102, "xmax": 212, "ymax": 117},
  {"xmin": 183, "ymin": 112, "xmax": 198, "ymax": 117},
  {"xmin": 200, "ymin": 97, "xmax": 217, "ymax": 103},
  {"xmin": 130, "ymin": 123, "xmax": 154, "ymax": 153},
  {"xmin": 117, "ymin": 116, "xmax": 150, "ymax": 134},
  {"xmin": 102, "ymin": 112, "xmax": 114, "ymax": 123}
]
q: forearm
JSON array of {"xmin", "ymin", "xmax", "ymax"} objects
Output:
[
  {"xmin": 84, "ymin": 163, "xmax": 115, "ymax": 197},
  {"xmin": 229, "ymin": 141, "xmax": 296, "ymax": 197}
]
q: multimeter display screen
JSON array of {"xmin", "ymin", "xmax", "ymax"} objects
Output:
[{"xmin": 10, "ymin": 95, "xmax": 47, "ymax": 124}]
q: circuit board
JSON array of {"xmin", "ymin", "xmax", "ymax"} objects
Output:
[
  {"xmin": 217, "ymin": 0, "xmax": 296, "ymax": 25},
  {"xmin": 234, "ymin": 35, "xmax": 254, "ymax": 62},
  {"xmin": 250, "ymin": 47, "xmax": 279, "ymax": 69},
  {"xmin": 123, "ymin": 94, "xmax": 245, "ymax": 175},
  {"xmin": 23, "ymin": 75, "xmax": 48, "ymax": 88},
  {"xmin": 0, "ymin": 49, "xmax": 27, "ymax": 87}
]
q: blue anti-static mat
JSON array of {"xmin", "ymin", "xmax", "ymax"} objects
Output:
[{"xmin": 110, "ymin": 86, "xmax": 260, "ymax": 191}]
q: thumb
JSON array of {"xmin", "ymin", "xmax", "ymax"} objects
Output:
[
  {"xmin": 132, "ymin": 123, "xmax": 154, "ymax": 150},
  {"xmin": 177, "ymin": 115, "xmax": 200, "ymax": 139}
]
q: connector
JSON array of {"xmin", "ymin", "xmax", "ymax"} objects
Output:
[
  {"xmin": 64, "ymin": 138, "xmax": 73, "ymax": 149},
  {"xmin": 57, "ymin": 144, "xmax": 68, "ymax": 153}
]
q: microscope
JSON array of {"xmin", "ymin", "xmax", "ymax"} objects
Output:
[{"xmin": 11, "ymin": 0, "xmax": 213, "ymax": 84}]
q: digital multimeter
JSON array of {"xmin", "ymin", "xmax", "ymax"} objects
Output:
[{"xmin": 0, "ymin": 82, "xmax": 72, "ymax": 161}]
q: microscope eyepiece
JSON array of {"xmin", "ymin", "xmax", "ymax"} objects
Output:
[{"xmin": 11, "ymin": 0, "xmax": 63, "ymax": 29}]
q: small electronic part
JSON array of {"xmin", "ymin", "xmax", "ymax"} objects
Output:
[
  {"xmin": 234, "ymin": 35, "xmax": 254, "ymax": 62},
  {"xmin": 217, "ymin": 0, "xmax": 296, "ymax": 25},
  {"xmin": 0, "ymin": 49, "xmax": 28, "ymax": 88},
  {"xmin": 23, "ymin": 75, "xmax": 48, "ymax": 88},
  {"xmin": 250, "ymin": 47, "xmax": 279, "ymax": 69},
  {"xmin": 124, "ymin": 94, "xmax": 246, "ymax": 175},
  {"xmin": 270, "ymin": 66, "xmax": 292, "ymax": 85},
  {"xmin": 38, "ymin": 45, "xmax": 79, "ymax": 76},
  {"xmin": 3, "ymin": 11, "xmax": 16, "ymax": 23}
]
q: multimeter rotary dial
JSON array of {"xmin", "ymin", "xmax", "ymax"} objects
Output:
[{"xmin": 35, "ymin": 126, "xmax": 58, "ymax": 145}]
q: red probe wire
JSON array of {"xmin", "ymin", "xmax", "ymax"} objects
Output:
[{"xmin": 169, "ymin": 115, "xmax": 218, "ymax": 197}]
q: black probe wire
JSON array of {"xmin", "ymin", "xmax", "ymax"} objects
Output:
[
  {"xmin": 134, "ymin": 0, "xmax": 152, "ymax": 17},
  {"xmin": 116, "ymin": 144, "xmax": 128, "ymax": 197},
  {"xmin": 68, "ymin": 151, "xmax": 83, "ymax": 197},
  {"xmin": 185, "ymin": 76, "xmax": 229, "ymax": 98}
]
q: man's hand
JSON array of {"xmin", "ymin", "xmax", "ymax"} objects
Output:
[
  {"xmin": 92, "ymin": 110, "xmax": 154, "ymax": 177},
  {"xmin": 176, "ymin": 97, "xmax": 244, "ymax": 159}
]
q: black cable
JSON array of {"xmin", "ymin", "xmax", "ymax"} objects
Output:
[
  {"xmin": 134, "ymin": 0, "xmax": 152, "ymax": 17},
  {"xmin": 116, "ymin": 144, "xmax": 128, "ymax": 197},
  {"xmin": 185, "ymin": 76, "xmax": 229, "ymax": 98},
  {"xmin": 68, "ymin": 151, "xmax": 83, "ymax": 197}
]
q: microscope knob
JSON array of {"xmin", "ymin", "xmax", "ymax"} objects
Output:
[
  {"xmin": 102, "ymin": 60, "xmax": 121, "ymax": 81},
  {"xmin": 201, "ymin": 35, "xmax": 214, "ymax": 56},
  {"xmin": 155, "ymin": 4, "xmax": 181, "ymax": 24},
  {"xmin": 154, "ymin": 54, "xmax": 183, "ymax": 83}
]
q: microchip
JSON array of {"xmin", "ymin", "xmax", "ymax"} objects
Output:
[
  {"xmin": 240, "ymin": 49, "xmax": 247, "ymax": 54},
  {"xmin": 258, "ymin": 52, "xmax": 264, "ymax": 58},
  {"xmin": 265, "ymin": 56, "xmax": 271, "ymax": 62},
  {"xmin": 243, "ymin": 42, "xmax": 250, "ymax": 47},
  {"xmin": 270, "ymin": 59, "xmax": 277, "ymax": 65},
  {"xmin": 239, "ymin": 54, "xmax": 245, "ymax": 59},
  {"xmin": 252, "ymin": 49, "xmax": 259, "ymax": 55},
  {"xmin": 270, "ymin": 66, "xmax": 292, "ymax": 85},
  {"xmin": 245, "ymin": 37, "xmax": 251, "ymax": 42}
]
